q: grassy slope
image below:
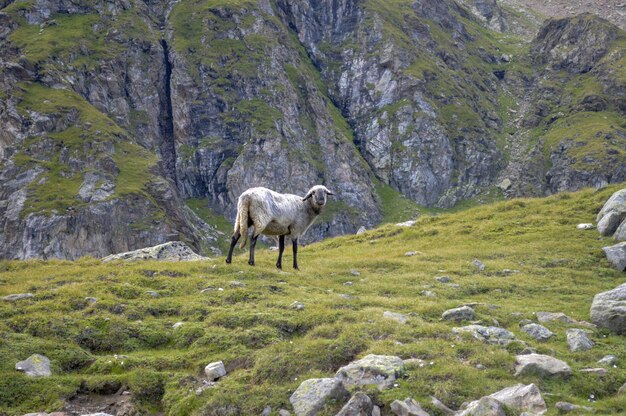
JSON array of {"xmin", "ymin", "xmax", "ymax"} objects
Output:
[{"xmin": 1, "ymin": 185, "xmax": 626, "ymax": 415}]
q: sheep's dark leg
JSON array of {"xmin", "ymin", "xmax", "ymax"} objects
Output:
[
  {"xmin": 276, "ymin": 235, "xmax": 285, "ymax": 269},
  {"xmin": 292, "ymin": 238, "xmax": 299, "ymax": 270},
  {"xmin": 248, "ymin": 235, "xmax": 259, "ymax": 266},
  {"xmin": 225, "ymin": 231, "xmax": 241, "ymax": 264}
]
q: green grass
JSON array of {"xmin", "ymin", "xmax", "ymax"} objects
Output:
[{"xmin": 2, "ymin": 185, "xmax": 626, "ymax": 414}]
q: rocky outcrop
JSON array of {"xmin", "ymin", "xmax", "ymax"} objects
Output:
[{"xmin": 101, "ymin": 241, "xmax": 208, "ymax": 262}]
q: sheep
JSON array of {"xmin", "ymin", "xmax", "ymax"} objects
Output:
[{"xmin": 225, "ymin": 185, "xmax": 334, "ymax": 269}]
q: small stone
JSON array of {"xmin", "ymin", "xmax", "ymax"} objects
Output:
[
  {"xmin": 555, "ymin": 401, "xmax": 593, "ymax": 413},
  {"xmin": 597, "ymin": 355, "xmax": 617, "ymax": 367},
  {"xmin": 290, "ymin": 301, "xmax": 304, "ymax": 310},
  {"xmin": 356, "ymin": 226, "xmax": 367, "ymax": 234},
  {"xmin": 514, "ymin": 354, "xmax": 572, "ymax": 378},
  {"xmin": 498, "ymin": 269, "xmax": 520, "ymax": 276},
  {"xmin": 85, "ymin": 297, "xmax": 98, "ymax": 303},
  {"xmin": 420, "ymin": 290, "xmax": 436, "ymax": 297},
  {"xmin": 146, "ymin": 291, "xmax": 159, "ymax": 298},
  {"xmin": 262, "ymin": 406, "xmax": 272, "ymax": 416},
  {"xmin": 15, "ymin": 354, "xmax": 51, "ymax": 377},
  {"xmin": 618, "ymin": 382, "xmax": 626, "ymax": 395},
  {"xmin": 442, "ymin": 306, "xmax": 475, "ymax": 322},
  {"xmin": 172, "ymin": 322, "xmax": 184, "ymax": 329},
  {"xmin": 521, "ymin": 323, "xmax": 554, "ymax": 342},
  {"xmin": 476, "ymin": 364, "xmax": 486, "ymax": 370},
  {"xmin": 350, "ymin": 269, "xmax": 361, "ymax": 276},
  {"xmin": 536, "ymin": 311, "xmax": 576, "ymax": 324},
  {"xmin": 452, "ymin": 325, "xmax": 518, "ymax": 346},
  {"xmin": 204, "ymin": 361, "xmax": 226, "ymax": 381},
  {"xmin": 405, "ymin": 251, "xmax": 418, "ymax": 256},
  {"xmin": 472, "ymin": 259, "xmax": 485, "ymax": 271},
  {"xmin": 335, "ymin": 392, "xmax": 374, "ymax": 416},
  {"xmin": 580, "ymin": 367, "xmax": 607, "ymax": 376},
  {"xmin": 384, "ymin": 311, "xmax": 408, "ymax": 324},
  {"xmin": 457, "ymin": 396, "xmax": 506, "ymax": 416},
  {"xmin": 577, "ymin": 223, "xmax": 594, "ymax": 230},
  {"xmin": 229, "ymin": 280, "xmax": 246, "ymax": 288},
  {"xmin": 343, "ymin": 281, "xmax": 353, "ymax": 286},
  {"xmin": 2, "ymin": 293, "xmax": 34, "ymax": 301},
  {"xmin": 567, "ymin": 329, "xmax": 594, "ymax": 352},
  {"xmin": 336, "ymin": 354, "xmax": 405, "ymax": 390},
  {"xmin": 390, "ymin": 398, "xmax": 430, "ymax": 416},
  {"xmin": 446, "ymin": 283, "xmax": 461, "ymax": 288},
  {"xmin": 436, "ymin": 276, "xmax": 451, "ymax": 283},
  {"xmin": 396, "ymin": 220, "xmax": 416, "ymax": 227}
]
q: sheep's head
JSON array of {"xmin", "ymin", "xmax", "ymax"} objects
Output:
[{"xmin": 302, "ymin": 185, "xmax": 334, "ymax": 209}]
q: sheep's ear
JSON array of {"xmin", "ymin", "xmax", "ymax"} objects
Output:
[
  {"xmin": 302, "ymin": 192, "xmax": 313, "ymax": 201},
  {"xmin": 325, "ymin": 189, "xmax": 334, "ymax": 196}
]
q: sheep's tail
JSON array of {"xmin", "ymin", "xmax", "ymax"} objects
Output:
[{"xmin": 236, "ymin": 195, "xmax": 250, "ymax": 249}]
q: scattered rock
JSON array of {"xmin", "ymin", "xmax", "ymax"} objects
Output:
[
  {"xmin": 102, "ymin": 241, "xmax": 208, "ymax": 262},
  {"xmin": 289, "ymin": 378, "xmax": 349, "ymax": 416},
  {"xmin": 521, "ymin": 323, "xmax": 554, "ymax": 341},
  {"xmin": 567, "ymin": 329, "xmax": 594, "ymax": 352},
  {"xmin": 172, "ymin": 322, "xmax": 184, "ymax": 329},
  {"xmin": 590, "ymin": 282, "xmax": 626, "ymax": 334},
  {"xmin": 145, "ymin": 291, "xmax": 159, "ymax": 298},
  {"xmin": 487, "ymin": 383, "xmax": 547, "ymax": 415},
  {"xmin": 457, "ymin": 396, "xmax": 506, "ymax": 416},
  {"xmin": 204, "ymin": 361, "xmax": 226, "ymax": 381},
  {"xmin": 350, "ymin": 269, "xmax": 361, "ymax": 276},
  {"xmin": 452, "ymin": 325, "xmax": 518, "ymax": 346},
  {"xmin": 384, "ymin": 311, "xmax": 408, "ymax": 324},
  {"xmin": 262, "ymin": 406, "xmax": 272, "ymax": 416},
  {"xmin": 420, "ymin": 290, "xmax": 436, "ymax": 297},
  {"xmin": 278, "ymin": 410, "xmax": 291, "ymax": 416},
  {"xmin": 497, "ymin": 178, "xmax": 512, "ymax": 191},
  {"xmin": 343, "ymin": 281, "xmax": 353, "ymax": 286},
  {"xmin": 405, "ymin": 251, "xmax": 418, "ymax": 256},
  {"xmin": 396, "ymin": 220, "xmax": 416, "ymax": 227},
  {"xmin": 536, "ymin": 311, "xmax": 576, "ymax": 324},
  {"xmin": 290, "ymin": 301, "xmax": 305, "ymax": 310},
  {"xmin": 356, "ymin": 226, "xmax": 367, "ymax": 235},
  {"xmin": 2, "ymin": 293, "xmax": 34, "ymax": 301},
  {"xmin": 442, "ymin": 306, "xmax": 475, "ymax": 322},
  {"xmin": 436, "ymin": 276, "xmax": 451, "ymax": 283},
  {"xmin": 85, "ymin": 297, "xmax": 98, "ymax": 303},
  {"xmin": 335, "ymin": 354, "xmax": 405, "ymax": 390},
  {"xmin": 514, "ymin": 354, "xmax": 572, "ymax": 378},
  {"xmin": 497, "ymin": 269, "xmax": 520, "ymax": 276},
  {"xmin": 15, "ymin": 354, "xmax": 51, "ymax": 377},
  {"xmin": 229, "ymin": 280, "xmax": 246, "ymax": 288},
  {"xmin": 430, "ymin": 396, "xmax": 455, "ymax": 415},
  {"xmin": 579, "ymin": 367, "xmax": 607, "ymax": 376},
  {"xmin": 335, "ymin": 392, "xmax": 373, "ymax": 416},
  {"xmin": 598, "ymin": 211, "xmax": 624, "ymax": 236},
  {"xmin": 390, "ymin": 398, "xmax": 430, "ymax": 416},
  {"xmin": 602, "ymin": 242, "xmax": 626, "ymax": 271},
  {"xmin": 472, "ymin": 259, "xmax": 485, "ymax": 271},
  {"xmin": 597, "ymin": 355, "xmax": 617, "ymax": 367},
  {"xmin": 555, "ymin": 401, "xmax": 593, "ymax": 413},
  {"xmin": 577, "ymin": 223, "xmax": 594, "ymax": 230}
]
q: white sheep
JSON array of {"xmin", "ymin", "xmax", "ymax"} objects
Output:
[{"xmin": 225, "ymin": 185, "xmax": 334, "ymax": 269}]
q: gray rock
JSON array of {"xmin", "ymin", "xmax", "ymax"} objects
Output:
[
  {"xmin": 618, "ymin": 382, "xmax": 626, "ymax": 395},
  {"xmin": 2, "ymin": 293, "xmax": 34, "ymax": 301},
  {"xmin": 442, "ymin": 306, "xmax": 475, "ymax": 322},
  {"xmin": 278, "ymin": 410, "xmax": 291, "ymax": 416},
  {"xmin": 15, "ymin": 354, "xmax": 51, "ymax": 377},
  {"xmin": 290, "ymin": 301, "xmax": 305, "ymax": 310},
  {"xmin": 430, "ymin": 397, "xmax": 454, "ymax": 415},
  {"xmin": 457, "ymin": 397, "xmax": 506, "ymax": 416},
  {"xmin": 597, "ymin": 355, "xmax": 617, "ymax": 367},
  {"xmin": 289, "ymin": 378, "xmax": 349, "ymax": 416},
  {"xmin": 555, "ymin": 402, "xmax": 593, "ymax": 413},
  {"xmin": 566, "ymin": 329, "xmax": 594, "ymax": 352},
  {"xmin": 436, "ymin": 276, "xmax": 451, "ymax": 283},
  {"xmin": 615, "ymin": 220, "xmax": 626, "ymax": 241},
  {"xmin": 420, "ymin": 290, "xmax": 437, "ymax": 297},
  {"xmin": 536, "ymin": 312, "xmax": 576, "ymax": 324},
  {"xmin": 597, "ymin": 211, "xmax": 624, "ymax": 236},
  {"xmin": 576, "ymin": 223, "xmax": 594, "ymax": 230},
  {"xmin": 521, "ymin": 324, "xmax": 554, "ymax": 342},
  {"xmin": 172, "ymin": 322, "xmax": 184, "ymax": 329},
  {"xmin": 335, "ymin": 392, "xmax": 373, "ymax": 416},
  {"xmin": 390, "ymin": 398, "xmax": 430, "ymax": 416},
  {"xmin": 472, "ymin": 259, "xmax": 485, "ymax": 271},
  {"xmin": 602, "ymin": 242, "xmax": 626, "ymax": 271},
  {"xmin": 514, "ymin": 354, "xmax": 572, "ymax": 378},
  {"xmin": 146, "ymin": 291, "xmax": 159, "ymax": 298},
  {"xmin": 596, "ymin": 189, "xmax": 626, "ymax": 223},
  {"xmin": 262, "ymin": 406, "xmax": 272, "ymax": 416},
  {"xmin": 497, "ymin": 178, "xmax": 512, "ymax": 191},
  {"xmin": 102, "ymin": 241, "xmax": 208, "ymax": 262},
  {"xmin": 356, "ymin": 226, "xmax": 367, "ymax": 235},
  {"xmin": 204, "ymin": 361, "xmax": 226, "ymax": 381},
  {"xmin": 405, "ymin": 251, "xmax": 418, "ymax": 256},
  {"xmin": 335, "ymin": 354, "xmax": 405, "ymax": 390},
  {"xmin": 579, "ymin": 367, "xmax": 607, "ymax": 376},
  {"xmin": 487, "ymin": 383, "xmax": 547, "ymax": 415},
  {"xmin": 85, "ymin": 297, "xmax": 98, "ymax": 303},
  {"xmin": 384, "ymin": 311, "xmax": 408, "ymax": 324},
  {"xmin": 452, "ymin": 325, "xmax": 518, "ymax": 346},
  {"xmin": 350, "ymin": 269, "xmax": 361, "ymax": 276},
  {"xmin": 590, "ymin": 282, "xmax": 626, "ymax": 333},
  {"xmin": 396, "ymin": 220, "xmax": 416, "ymax": 227}
]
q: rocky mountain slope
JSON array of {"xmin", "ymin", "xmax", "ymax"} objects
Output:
[{"xmin": 0, "ymin": 0, "xmax": 624, "ymax": 259}]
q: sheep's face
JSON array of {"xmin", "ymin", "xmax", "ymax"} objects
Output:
[{"xmin": 303, "ymin": 185, "xmax": 334, "ymax": 209}]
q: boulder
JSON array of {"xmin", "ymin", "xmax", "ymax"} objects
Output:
[
  {"xmin": 383, "ymin": 311, "xmax": 408, "ymax": 324},
  {"xmin": 598, "ymin": 211, "xmax": 624, "ymax": 236},
  {"xmin": 436, "ymin": 276, "xmax": 451, "ymax": 283},
  {"xmin": 602, "ymin": 242, "xmax": 626, "ymax": 271},
  {"xmin": 521, "ymin": 323, "xmax": 554, "ymax": 341},
  {"xmin": 472, "ymin": 259, "xmax": 485, "ymax": 271},
  {"xmin": 456, "ymin": 397, "xmax": 506, "ymax": 416},
  {"xmin": 204, "ymin": 361, "xmax": 226, "ymax": 381},
  {"xmin": 15, "ymin": 354, "xmax": 51, "ymax": 377},
  {"xmin": 335, "ymin": 392, "xmax": 373, "ymax": 416},
  {"xmin": 289, "ymin": 378, "xmax": 349, "ymax": 416},
  {"xmin": 390, "ymin": 398, "xmax": 430, "ymax": 416},
  {"xmin": 497, "ymin": 178, "xmax": 512, "ymax": 191},
  {"xmin": 102, "ymin": 241, "xmax": 208, "ymax": 262},
  {"xmin": 590, "ymin": 282, "xmax": 626, "ymax": 333},
  {"xmin": 597, "ymin": 355, "xmax": 617, "ymax": 367},
  {"xmin": 596, "ymin": 189, "xmax": 626, "ymax": 235},
  {"xmin": 335, "ymin": 354, "xmax": 405, "ymax": 390},
  {"xmin": 488, "ymin": 383, "xmax": 547, "ymax": 415},
  {"xmin": 452, "ymin": 325, "xmax": 518, "ymax": 346},
  {"xmin": 566, "ymin": 329, "xmax": 594, "ymax": 352},
  {"xmin": 514, "ymin": 354, "xmax": 571, "ymax": 378},
  {"xmin": 615, "ymin": 221, "xmax": 626, "ymax": 241},
  {"xmin": 442, "ymin": 306, "xmax": 475, "ymax": 322}
]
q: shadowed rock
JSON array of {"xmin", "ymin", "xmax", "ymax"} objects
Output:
[
  {"xmin": 514, "ymin": 354, "xmax": 571, "ymax": 378},
  {"xmin": 15, "ymin": 354, "xmax": 51, "ymax": 377},
  {"xmin": 590, "ymin": 282, "xmax": 626, "ymax": 333},
  {"xmin": 335, "ymin": 354, "xmax": 405, "ymax": 390},
  {"xmin": 289, "ymin": 378, "xmax": 349, "ymax": 416}
]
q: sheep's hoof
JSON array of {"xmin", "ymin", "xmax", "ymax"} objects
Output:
[
  {"xmin": 248, "ymin": 261, "xmax": 255, "ymax": 266},
  {"xmin": 293, "ymin": 265, "xmax": 299, "ymax": 271},
  {"xmin": 225, "ymin": 258, "xmax": 231, "ymax": 264},
  {"xmin": 276, "ymin": 263, "xmax": 282, "ymax": 270}
]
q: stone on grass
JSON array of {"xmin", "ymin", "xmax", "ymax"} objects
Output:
[
  {"xmin": 356, "ymin": 226, "xmax": 367, "ymax": 235},
  {"xmin": 146, "ymin": 291, "xmax": 159, "ymax": 298},
  {"xmin": 390, "ymin": 398, "xmax": 430, "ymax": 416},
  {"xmin": 536, "ymin": 312, "xmax": 576, "ymax": 324},
  {"xmin": 514, "ymin": 354, "xmax": 571, "ymax": 378},
  {"xmin": 597, "ymin": 355, "xmax": 617, "ymax": 367},
  {"xmin": 204, "ymin": 361, "xmax": 226, "ymax": 381},
  {"xmin": 576, "ymin": 223, "xmax": 594, "ymax": 230},
  {"xmin": 335, "ymin": 392, "xmax": 373, "ymax": 416},
  {"xmin": 15, "ymin": 354, "xmax": 51, "ymax": 377},
  {"xmin": 580, "ymin": 367, "xmax": 607, "ymax": 376},
  {"xmin": 452, "ymin": 325, "xmax": 518, "ymax": 346},
  {"xmin": 2, "ymin": 293, "xmax": 34, "ymax": 301},
  {"xmin": 420, "ymin": 290, "xmax": 436, "ymax": 297},
  {"xmin": 598, "ymin": 211, "xmax": 624, "ymax": 236},
  {"xmin": 85, "ymin": 297, "xmax": 98, "ymax": 303},
  {"xmin": 335, "ymin": 354, "xmax": 404, "ymax": 390},
  {"xmin": 172, "ymin": 322, "xmax": 184, "ymax": 329},
  {"xmin": 488, "ymin": 384, "xmax": 547, "ymax": 415},
  {"xmin": 521, "ymin": 323, "xmax": 554, "ymax": 341},
  {"xmin": 290, "ymin": 301, "xmax": 305, "ymax": 310},
  {"xmin": 278, "ymin": 410, "xmax": 291, "ymax": 416},
  {"xmin": 618, "ymin": 382, "xmax": 626, "ymax": 395},
  {"xmin": 396, "ymin": 220, "xmax": 416, "ymax": 227},
  {"xmin": 384, "ymin": 311, "xmax": 408, "ymax": 324},
  {"xmin": 430, "ymin": 397, "xmax": 454, "ymax": 415},
  {"xmin": 442, "ymin": 306, "xmax": 475, "ymax": 322},
  {"xmin": 350, "ymin": 269, "xmax": 361, "ymax": 276},
  {"xmin": 405, "ymin": 251, "xmax": 418, "ymax": 257},
  {"xmin": 436, "ymin": 276, "xmax": 451, "ymax": 283},
  {"xmin": 555, "ymin": 401, "xmax": 593, "ymax": 413},
  {"xmin": 289, "ymin": 378, "xmax": 348, "ymax": 416},
  {"xmin": 566, "ymin": 329, "xmax": 594, "ymax": 352},
  {"xmin": 102, "ymin": 241, "xmax": 207, "ymax": 262},
  {"xmin": 590, "ymin": 282, "xmax": 626, "ymax": 334},
  {"xmin": 596, "ymin": 189, "xmax": 626, "ymax": 233},
  {"xmin": 602, "ymin": 242, "xmax": 626, "ymax": 271},
  {"xmin": 457, "ymin": 396, "xmax": 506, "ymax": 416},
  {"xmin": 472, "ymin": 259, "xmax": 485, "ymax": 271}
]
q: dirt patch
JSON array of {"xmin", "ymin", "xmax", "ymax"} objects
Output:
[{"xmin": 63, "ymin": 389, "xmax": 137, "ymax": 416}]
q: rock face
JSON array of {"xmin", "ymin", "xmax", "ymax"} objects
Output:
[
  {"xmin": 514, "ymin": 354, "xmax": 572, "ymax": 378},
  {"xmin": 101, "ymin": 241, "xmax": 208, "ymax": 262},
  {"xmin": 15, "ymin": 354, "xmax": 51, "ymax": 377},
  {"xmin": 602, "ymin": 242, "xmax": 626, "ymax": 271},
  {"xmin": 566, "ymin": 329, "xmax": 594, "ymax": 352},
  {"xmin": 590, "ymin": 282, "xmax": 626, "ymax": 334},
  {"xmin": 452, "ymin": 325, "xmax": 518, "ymax": 345},
  {"xmin": 289, "ymin": 378, "xmax": 349, "ymax": 416},
  {"xmin": 335, "ymin": 354, "xmax": 404, "ymax": 390}
]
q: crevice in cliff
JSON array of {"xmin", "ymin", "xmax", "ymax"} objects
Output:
[{"xmin": 159, "ymin": 38, "xmax": 177, "ymax": 184}]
